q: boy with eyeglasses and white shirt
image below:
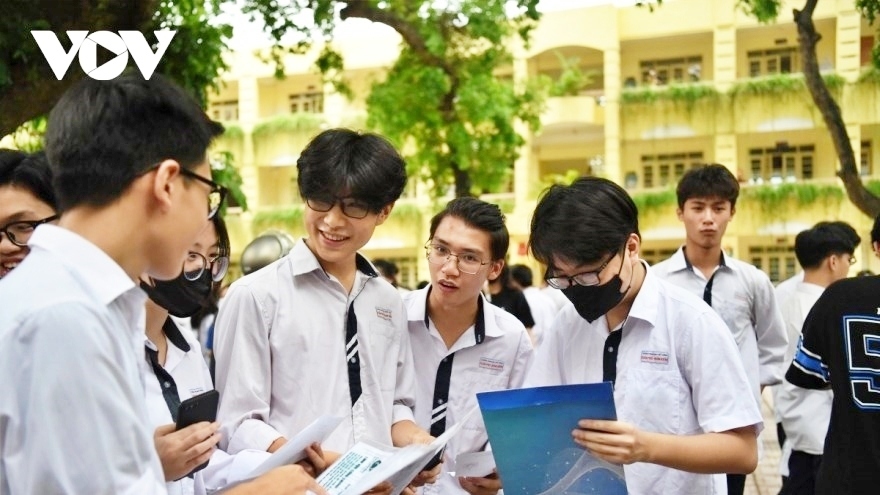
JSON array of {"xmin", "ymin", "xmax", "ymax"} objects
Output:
[
  {"xmin": 525, "ymin": 177, "xmax": 762, "ymax": 495},
  {"xmin": 213, "ymin": 129, "xmax": 439, "ymax": 491},
  {"xmin": 403, "ymin": 198, "xmax": 533, "ymax": 495}
]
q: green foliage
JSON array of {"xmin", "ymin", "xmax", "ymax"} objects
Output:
[
  {"xmin": 364, "ymin": 0, "xmax": 546, "ymax": 198},
  {"xmin": 211, "ymin": 151, "xmax": 248, "ymax": 213},
  {"xmin": 858, "ymin": 66, "xmax": 880, "ymax": 85},
  {"xmin": 548, "ymin": 52, "xmax": 594, "ymax": 97},
  {"xmin": 539, "ymin": 169, "xmax": 582, "ymax": 190},
  {"xmin": 729, "ymin": 73, "xmax": 807, "ymax": 98},
  {"xmin": 865, "ymin": 179, "xmax": 880, "ymax": 197},
  {"xmin": 631, "ymin": 189, "xmax": 677, "ymax": 216},
  {"xmin": 153, "ymin": 0, "xmax": 232, "ymax": 107},
  {"xmin": 252, "ymin": 205, "xmax": 304, "ymax": 233},
  {"xmin": 620, "ymin": 83, "xmax": 720, "ymax": 111},
  {"xmin": 388, "ymin": 203, "xmax": 423, "ymax": 223},
  {"xmin": 740, "ymin": 182, "xmax": 845, "ymax": 214},
  {"xmin": 9, "ymin": 115, "xmax": 47, "ymax": 152},
  {"xmin": 736, "ymin": 0, "xmax": 781, "ymax": 23},
  {"xmin": 252, "ymin": 113, "xmax": 325, "ymax": 138},
  {"xmin": 221, "ymin": 123, "xmax": 244, "ymax": 140}
]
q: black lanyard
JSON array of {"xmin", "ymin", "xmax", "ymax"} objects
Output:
[
  {"xmin": 144, "ymin": 318, "xmax": 191, "ymax": 422},
  {"xmin": 428, "ymin": 294, "xmax": 486, "ymax": 437}
]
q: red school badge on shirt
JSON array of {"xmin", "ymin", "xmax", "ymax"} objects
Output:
[
  {"xmin": 640, "ymin": 350, "xmax": 669, "ymax": 365},
  {"xmin": 478, "ymin": 357, "xmax": 504, "ymax": 372}
]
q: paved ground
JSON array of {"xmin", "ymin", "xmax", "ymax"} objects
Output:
[{"xmin": 745, "ymin": 389, "xmax": 782, "ymax": 495}]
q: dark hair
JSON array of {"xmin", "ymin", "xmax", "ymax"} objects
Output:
[
  {"xmin": 872, "ymin": 214, "xmax": 880, "ymax": 244},
  {"xmin": 192, "ymin": 213, "xmax": 231, "ymax": 328},
  {"xmin": 373, "ymin": 259, "xmax": 399, "ymax": 278},
  {"xmin": 510, "ymin": 264, "xmax": 534, "ymax": 288},
  {"xmin": 795, "ymin": 222, "xmax": 860, "ymax": 269},
  {"xmin": 530, "ymin": 176, "xmax": 639, "ymax": 267},
  {"xmin": 45, "ymin": 72, "xmax": 223, "ymax": 211},
  {"xmin": 297, "ymin": 129, "xmax": 407, "ymax": 212},
  {"xmin": 0, "ymin": 150, "xmax": 58, "ymax": 211},
  {"xmin": 675, "ymin": 163, "xmax": 740, "ymax": 210},
  {"xmin": 429, "ymin": 197, "xmax": 509, "ymax": 261}
]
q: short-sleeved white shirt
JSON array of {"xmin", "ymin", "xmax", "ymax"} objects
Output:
[
  {"xmin": 526, "ymin": 263, "xmax": 762, "ymax": 495},
  {"xmin": 213, "ymin": 239, "xmax": 416, "ymax": 454},
  {"xmin": 0, "ymin": 225, "xmax": 166, "ymax": 495},
  {"xmin": 521, "ymin": 286, "xmax": 557, "ymax": 347},
  {"xmin": 652, "ymin": 247, "xmax": 788, "ymax": 403},
  {"xmin": 774, "ymin": 281, "xmax": 831, "ymax": 456},
  {"xmin": 402, "ymin": 287, "xmax": 533, "ymax": 494},
  {"xmin": 143, "ymin": 320, "xmax": 270, "ymax": 495}
]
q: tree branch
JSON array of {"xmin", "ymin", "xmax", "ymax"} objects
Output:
[{"xmin": 794, "ymin": 0, "xmax": 880, "ymax": 218}]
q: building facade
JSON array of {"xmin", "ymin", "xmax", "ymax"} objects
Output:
[{"xmin": 209, "ymin": 0, "xmax": 880, "ymax": 287}]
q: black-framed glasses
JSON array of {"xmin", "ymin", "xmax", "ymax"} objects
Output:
[
  {"xmin": 545, "ymin": 250, "xmax": 618, "ymax": 290},
  {"xmin": 177, "ymin": 167, "xmax": 228, "ymax": 220},
  {"xmin": 182, "ymin": 251, "xmax": 230, "ymax": 282},
  {"xmin": 305, "ymin": 196, "xmax": 373, "ymax": 219},
  {"xmin": 0, "ymin": 214, "xmax": 59, "ymax": 247},
  {"xmin": 425, "ymin": 242, "xmax": 490, "ymax": 275}
]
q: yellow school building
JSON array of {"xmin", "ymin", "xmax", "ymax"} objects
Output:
[{"xmin": 208, "ymin": 0, "xmax": 880, "ymax": 287}]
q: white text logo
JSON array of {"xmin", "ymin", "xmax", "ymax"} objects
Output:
[{"xmin": 31, "ymin": 30, "xmax": 176, "ymax": 81}]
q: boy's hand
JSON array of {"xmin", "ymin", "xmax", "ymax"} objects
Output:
[
  {"xmin": 297, "ymin": 442, "xmax": 339, "ymax": 477},
  {"xmin": 572, "ymin": 419, "xmax": 648, "ymax": 465},
  {"xmin": 459, "ymin": 470, "xmax": 501, "ymax": 495},
  {"xmin": 153, "ymin": 421, "xmax": 220, "ymax": 481}
]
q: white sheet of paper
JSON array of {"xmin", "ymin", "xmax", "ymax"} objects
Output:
[
  {"xmin": 246, "ymin": 415, "xmax": 344, "ymax": 479},
  {"xmin": 316, "ymin": 440, "xmax": 397, "ymax": 494},
  {"xmin": 454, "ymin": 450, "xmax": 496, "ymax": 478}
]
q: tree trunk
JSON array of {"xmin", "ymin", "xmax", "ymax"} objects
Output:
[{"xmin": 795, "ymin": 0, "xmax": 880, "ymax": 218}]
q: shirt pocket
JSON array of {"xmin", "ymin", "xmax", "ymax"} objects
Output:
[
  {"xmin": 620, "ymin": 368, "xmax": 682, "ymax": 434},
  {"xmin": 364, "ymin": 322, "xmax": 399, "ymax": 392},
  {"xmin": 713, "ymin": 291, "xmax": 751, "ymax": 347},
  {"xmin": 455, "ymin": 370, "xmax": 509, "ymax": 430}
]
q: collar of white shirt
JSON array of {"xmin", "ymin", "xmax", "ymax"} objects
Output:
[
  {"xmin": 406, "ymin": 285, "xmax": 505, "ymax": 340},
  {"xmin": 29, "ymin": 224, "xmax": 139, "ymax": 306},
  {"xmin": 666, "ymin": 245, "xmax": 740, "ymax": 274},
  {"xmin": 287, "ymin": 238, "xmax": 379, "ymax": 279}
]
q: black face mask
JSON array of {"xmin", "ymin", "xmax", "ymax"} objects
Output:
[
  {"xmin": 140, "ymin": 269, "xmax": 213, "ymax": 318},
  {"xmin": 562, "ymin": 251, "xmax": 632, "ymax": 324}
]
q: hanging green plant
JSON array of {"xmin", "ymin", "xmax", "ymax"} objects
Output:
[
  {"xmin": 857, "ymin": 67, "xmax": 880, "ymax": 86},
  {"xmin": 740, "ymin": 182, "xmax": 844, "ymax": 216},
  {"xmin": 252, "ymin": 113, "xmax": 325, "ymax": 138},
  {"xmin": 211, "ymin": 151, "xmax": 248, "ymax": 213},
  {"xmin": 865, "ymin": 179, "xmax": 880, "ymax": 197},
  {"xmin": 221, "ymin": 123, "xmax": 244, "ymax": 140},
  {"xmin": 389, "ymin": 202, "xmax": 423, "ymax": 222},
  {"xmin": 620, "ymin": 83, "xmax": 719, "ymax": 110},
  {"xmin": 252, "ymin": 205, "xmax": 305, "ymax": 233},
  {"xmin": 631, "ymin": 188, "xmax": 677, "ymax": 216}
]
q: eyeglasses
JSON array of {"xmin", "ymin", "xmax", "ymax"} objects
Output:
[
  {"xmin": 425, "ymin": 242, "xmax": 490, "ymax": 275},
  {"xmin": 0, "ymin": 214, "xmax": 60, "ymax": 247},
  {"xmin": 182, "ymin": 251, "xmax": 230, "ymax": 282},
  {"xmin": 177, "ymin": 167, "xmax": 228, "ymax": 220},
  {"xmin": 306, "ymin": 196, "xmax": 373, "ymax": 219},
  {"xmin": 545, "ymin": 251, "xmax": 617, "ymax": 290},
  {"xmin": 140, "ymin": 163, "xmax": 228, "ymax": 220}
]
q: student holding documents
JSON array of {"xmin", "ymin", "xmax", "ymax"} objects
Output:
[
  {"xmin": 213, "ymin": 129, "xmax": 438, "ymax": 489},
  {"xmin": 525, "ymin": 177, "xmax": 762, "ymax": 495},
  {"xmin": 403, "ymin": 198, "xmax": 534, "ymax": 494}
]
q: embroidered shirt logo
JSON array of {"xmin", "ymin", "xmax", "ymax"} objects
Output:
[
  {"xmin": 640, "ymin": 350, "xmax": 669, "ymax": 365},
  {"xmin": 478, "ymin": 357, "xmax": 504, "ymax": 372},
  {"xmin": 376, "ymin": 307, "xmax": 393, "ymax": 321}
]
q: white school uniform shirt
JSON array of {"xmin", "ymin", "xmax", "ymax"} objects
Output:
[
  {"xmin": 774, "ymin": 281, "xmax": 831, "ymax": 459},
  {"xmin": 0, "ymin": 224, "xmax": 166, "ymax": 495},
  {"xmin": 521, "ymin": 286, "xmax": 557, "ymax": 347},
  {"xmin": 143, "ymin": 319, "xmax": 271, "ymax": 495},
  {"xmin": 652, "ymin": 247, "xmax": 788, "ymax": 405},
  {"xmin": 214, "ymin": 239, "xmax": 416, "ymax": 454},
  {"xmin": 525, "ymin": 263, "xmax": 763, "ymax": 495},
  {"xmin": 402, "ymin": 287, "xmax": 533, "ymax": 495}
]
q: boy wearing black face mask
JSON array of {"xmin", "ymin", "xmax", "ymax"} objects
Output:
[{"xmin": 524, "ymin": 177, "xmax": 762, "ymax": 495}]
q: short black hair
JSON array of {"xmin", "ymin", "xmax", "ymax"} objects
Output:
[
  {"xmin": 45, "ymin": 72, "xmax": 223, "ymax": 211},
  {"xmin": 795, "ymin": 222, "xmax": 860, "ymax": 269},
  {"xmin": 530, "ymin": 176, "xmax": 639, "ymax": 267},
  {"xmin": 297, "ymin": 129, "xmax": 407, "ymax": 212},
  {"xmin": 510, "ymin": 264, "xmax": 534, "ymax": 288},
  {"xmin": 0, "ymin": 150, "xmax": 58, "ymax": 211},
  {"xmin": 872, "ymin": 214, "xmax": 880, "ymax": 244},
  {"xmin": 676, "ymin": 163, "xmax": 740, "ymax": 210},
  {"xmin": 429, "ymin": 197, "xmax": 509, "ymax": 261},
  {"xmin": 373, "ymin": 259, "xmax": 399, "ymax": 278}
]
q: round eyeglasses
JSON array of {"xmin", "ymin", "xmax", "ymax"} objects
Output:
[
  {"xmin": 425, "ymin": 242, "xmax": 490, "ymax": 275},
  {"xmin": 0, "ymin": 214, "xmax": 60, "ymax": 247},
  {"xmin": 305, "ymin": 197, "xmax": 372, "ymax": 219},
  {"xmin": 182, "ymin": 252, "xmax": 230, "ymax": 282}
]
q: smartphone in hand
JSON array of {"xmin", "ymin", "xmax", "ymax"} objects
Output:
[{"xmin": 175, "ymin": 389, "xmax": 220, "ymax": 474}]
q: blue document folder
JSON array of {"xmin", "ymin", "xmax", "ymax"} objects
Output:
[{"xmin": 477, "ymin": 382, "xmax": 627, "ymax": 495}]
